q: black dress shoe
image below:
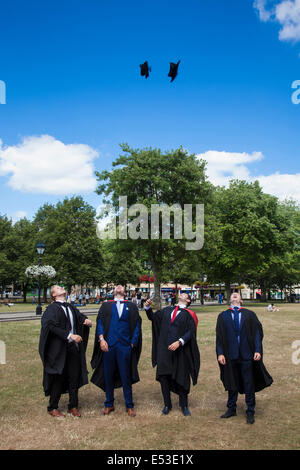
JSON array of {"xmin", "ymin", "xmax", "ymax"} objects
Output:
[
  {"xmin": 220, "ymin": 410, "xmax": 237, "ymax": 419},
  {"xmin": 162, "ymin": 406, "xmax": 172, "ymax": 415},
  {"xmin": 181, "ymin": 406, "xmax": 191, "ymax": 416},
  {"xmin": 246, "ymin": 414, "xmax": 255, "ymax": 424}
]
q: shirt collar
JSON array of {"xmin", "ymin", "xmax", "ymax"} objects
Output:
[{"xmin": 230, "ymin": 305, "xmax": 241, "ymax": 310}]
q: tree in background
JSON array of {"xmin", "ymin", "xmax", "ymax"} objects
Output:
[
  {"xmin": 33, "ymin": 196, "xmax": 104, "ymax": 295},
  {"xmin": 96, "ymin": 143, "xmax": 213, "ymax": 307},
  {"xmin": 5, "ymin": 217, "xmax": 37, "ymax": 302},
  {"xmin": 206, "ymin": 180, "xmax": 298, "ymax": 302},
  {"xmin": 0, "ymin": 215, "xmax": 15, "ymax": 299},
  {"xmin": 101, "ymin": 239, "xmax": 143, "ymax": 289}
]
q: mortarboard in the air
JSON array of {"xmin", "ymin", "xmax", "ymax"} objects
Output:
[
  {"xmin": 168, "ymin": 60, "xmax": 180, "ymax": 82},
  {"xmin": 140, "ymin": 61, "xmax": 151, "ymax": 79}
]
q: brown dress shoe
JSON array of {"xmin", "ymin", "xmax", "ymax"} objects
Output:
[
  {"xmin": 127, "ymin": 408, "xmax": 136, "ymax": 417},
  {"xmin": 48, "ymin": 409, "xmax": 65, "ymax": 418},
  {"xmin": 102, "ymin": 406, "xmax": 115, "ymax": 415},
  {"xmin": 68, "ymin": 408, "xmax": 81, "ymax": 417}
]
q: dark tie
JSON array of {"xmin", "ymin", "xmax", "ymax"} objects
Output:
[
  {"xmin": 63, "ymin": 302, "xmax": 73, "ymax": 329},
  {"xmin": 233, "ymin": 306, "xmax": 240, "ymax": 340}
]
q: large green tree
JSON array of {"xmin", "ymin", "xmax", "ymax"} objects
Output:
[
  {"xmin": 101, "ymin": 239, "xmax": 143, "ymax": 288},
  {"xmin": 33, "ymin": 196, "xmax": 104, "ymax": 294},
  {"xmin": 0, "ymin": 215, "xmax": 14, "ymax": 298},
  {"xmin": 207, "ymin": 180, "xmax": 296, "ymax": 302},
  {"xmin": 4, "ymin": 217, "xmax": 37, "ymax": 302},
  {"xmin": 95, "ymin": 144, "xmax": 212, "ymax": 306}
]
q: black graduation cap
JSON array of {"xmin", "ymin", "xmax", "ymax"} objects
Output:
[
  {"xmin": 168, "ymin": 60, "xmax": 180, "ymax": 82},
  {"xmin": 140, "ymin": 61, "xmax": 151, "ymax": 79}
]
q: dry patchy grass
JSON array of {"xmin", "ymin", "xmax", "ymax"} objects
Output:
[{"xmin": 0, "ymin": 305, "xmax": 299, "ymax": 450}]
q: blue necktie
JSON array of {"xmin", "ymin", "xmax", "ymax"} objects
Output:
[{"xmin": 233, "ymin": 307, "xmax": 240, "ymax": 342}]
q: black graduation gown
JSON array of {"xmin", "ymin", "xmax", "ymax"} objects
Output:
[
  {"xmin": 216, "ymin": 308, "xmax": 273, "ymax": 393},
  {"xmin": 90, "ymin": 301, "xmax": 142, "ymax": 391},
  {"xmin": 147, "ymin": 306, "xmax": 200, "ymax": 394},
  {"xmin": 38, "ymin": 302, "xmax": 90, "ymax": 396}
]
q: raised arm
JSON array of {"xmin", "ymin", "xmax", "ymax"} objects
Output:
[{"xmin": 144, "ymin": 299, "xmax": 163, "ymax": 323}]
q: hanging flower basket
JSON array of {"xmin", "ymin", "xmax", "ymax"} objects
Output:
[
  {"xmin": 139, "ymin": 275, "xmax": 154, "ymax": 282},
  {"xmin": 25, "ymin": 265, "xmax": 56, "ymax": 278}
]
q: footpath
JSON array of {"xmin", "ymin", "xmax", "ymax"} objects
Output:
[
  {"xmin": 0, "ymin": 301, "xmax": 219, "ymax": 322},
  {"xmin": 0, "ymin": 307, "xmax": 99, "ymax": 322}
]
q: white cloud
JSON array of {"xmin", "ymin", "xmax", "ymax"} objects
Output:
[
  {"xmin": 197, "ymin": 150, "xmax": 300, "ymax": 202},
  {"xmin": 11, "ymin": 211, "xmax": 27, "ymax": 223},
  {"xmin": 0, "ymin": 135, "xmax": 98, "ymax": 195},
  {"xmin": 254, "ymin": 0, "xmax": 300, "ymax": 43},
  {"xmin": 197, "ymin": 150, "xmax": 264, "ymax": 187},
  {"xmin": 254, "ymin": 0, "xmax": 274, "ymax": 21},
  {"xmin": 276, "ymin": 0, "xmax": 300, "ymax": 41},
  {"xmin": 257, "ymin": 172, "xmax": 300, "ymax": 200}
]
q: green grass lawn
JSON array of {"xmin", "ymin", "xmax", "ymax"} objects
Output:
[
  {"xmin": 0, "ymin": 302, "xmax": 100, "ymax": 314},
  {"xmin": 0, "ymin": 304, "xmax": 299, "ymax": 450},
  {"xmin": 0, "ymin": 300, "xmax": 283, "ymax": 314}
]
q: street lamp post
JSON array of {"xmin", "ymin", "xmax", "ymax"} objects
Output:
[
  {"xmin": 36, "ymin": 241, "xmax": 46, "ymax": 316},
  {"xmin": 198, "ymin": 274, "xmax": 205, "ymax": 305}
]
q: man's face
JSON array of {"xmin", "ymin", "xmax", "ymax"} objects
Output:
[
  {"xmin": 178, "ymin": 293, "xmax": 189, "ymax": 305},
  {"xmin": 114, "ymin": 285, "xmax": 125, "ymax": 297},
  {"xmin": 52, "ymin": 285, "xmax": 66, "ymax": 299},
  {"xmin": 230, "ymin": 292, "xmax": 241, "ymax": 304}
]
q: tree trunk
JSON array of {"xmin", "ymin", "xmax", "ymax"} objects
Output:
[
  {"xmin": 151, "ymin": 259, "xmax": 161, "ymax": 309},
  {"xmin": 22, "ymin": 282, "xmax": 27, "ymax": 303},
  {"xmin": 43, "ymin": 285, "xmax": 48, "ymax": 303},
  {"xmin": 225, "ymin": 280, "xmax": 231, "ymax": 305},
  {"xmin": 261, "ymin": 280, "xmax": 267, "ymax": 302}
]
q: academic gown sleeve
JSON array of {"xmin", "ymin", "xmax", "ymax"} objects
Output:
[{"xmin": 145, "ymin": 306, "xmax": 164, "ymax": 368}]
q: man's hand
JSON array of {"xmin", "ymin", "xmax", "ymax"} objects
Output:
[
  {"xmin": 168, "ymin": 341, "xmax": 180, "ymax": 351},
  {"xmin": 254, "ymin": 352, "xmax": 261, "ymax": 361},
  {"xmin": 218, "ymin": 354, "xmax": 226, "ymax": 365},
  {"xmin": 83, "ymin": 319, "xmax": 92, "ymax": 327},
  {"xmin": 145, "ymin": 299, "xmax": 152, "ymax": 308},
  {"xmin": 100, "ymin": 339, "xmax": 109, "ymax": 352},
  {"xmin": 70, "ymin": 334, "xmax": 83, "ymax": 343},
  {"xmin": 131, "ymin": 343, "xmax": 135, "ymax": 349}
]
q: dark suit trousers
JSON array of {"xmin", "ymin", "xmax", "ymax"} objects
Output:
[
  {"xmin": 48, "ymin": 342, "xmax": 81, "ymax": 411},
  {"xmin": 227, "ymin": 359, "xmax": 255, "ymax": 415},
  {"xmin": 103, "ymin": 343, "xmax": 134, "ymax": 409},
  {"xmin": 160, "ymin": 375, "xmax": 188, "ymax": 409}
]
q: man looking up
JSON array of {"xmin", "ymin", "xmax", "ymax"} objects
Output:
[
  {"xmin": 216, "ymin": 292, "xmax": 273, "ymax": 424},
  {"xmin": 39, "ymin": 285, "xmax": 92, "ymax": 418},
  {"xmin": 91, "ymin": 285, "xmax": 142, "ymax": 417},
  {"xmin": 145, "ymin": 293, "xmax": 200, "ymax": 416}
]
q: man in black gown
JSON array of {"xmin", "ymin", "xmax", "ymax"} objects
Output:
[
  {"xmin": 216, "ymin": 292, "xmax": 273, "ymax": 424},
  {"xmin": 39, "ymin": 285, "xmax": 92, "ymax": 418},
  {"xmin": 145, "ymin": 293, "xmax": 200, "ymax": 416}
]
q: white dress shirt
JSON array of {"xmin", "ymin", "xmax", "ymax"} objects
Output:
[
  {"xmin": 57, "ymin": 300, "xmax": 74, "ymax": 341},
  {"xmin": 115, "ymin": 298, "xmax": 124, "ymax": 317}
]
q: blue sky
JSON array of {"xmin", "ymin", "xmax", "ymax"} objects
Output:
[{"xmin": 0, "ymin": 0, "xmax": 300, "ymax": 221}]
